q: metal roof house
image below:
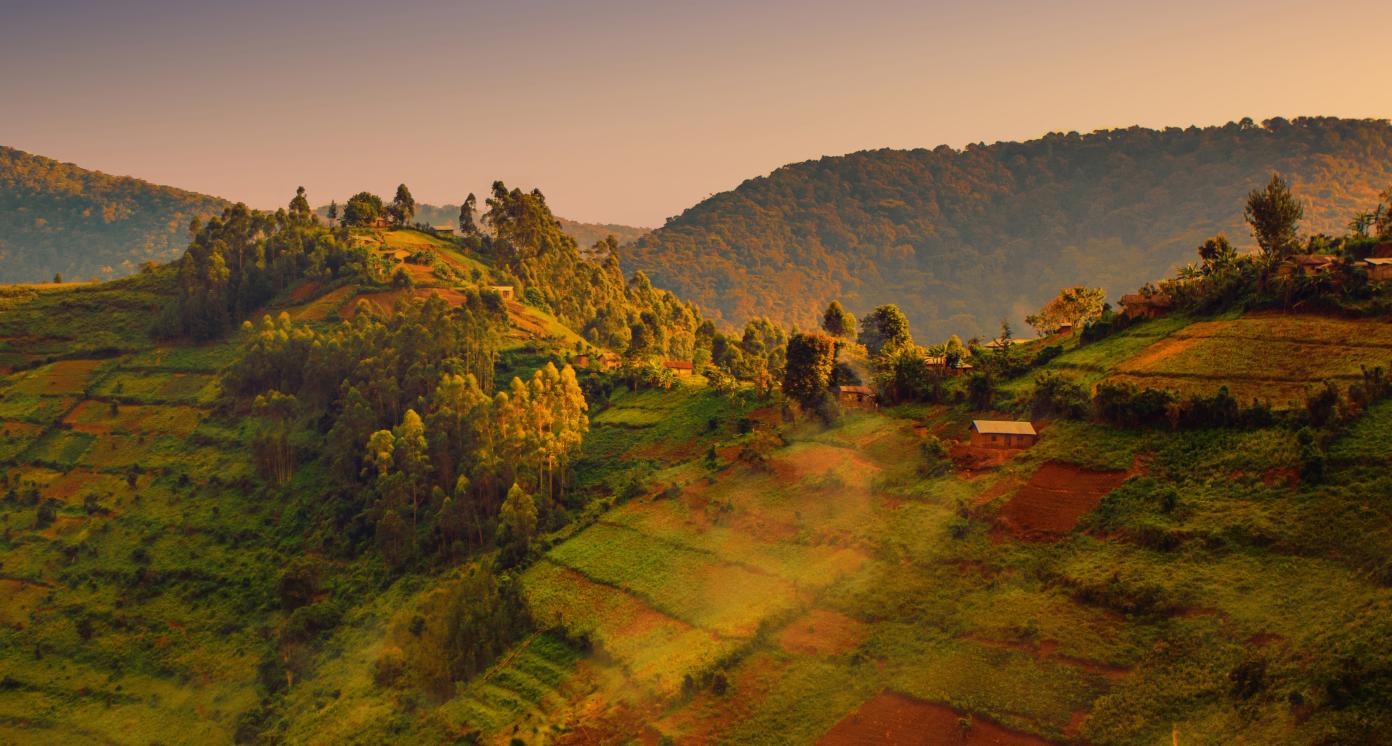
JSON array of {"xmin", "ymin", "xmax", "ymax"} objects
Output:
[{"xmin": 969, "ymin": 420, "xmax": 1038, "ymax": 449}]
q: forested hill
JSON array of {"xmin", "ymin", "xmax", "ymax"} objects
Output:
[
  {"xmin": 321, "ymin": 202, "xmax": 650, "ymax": 249},
  {"xmin": 0, "ymin": 146, "xmax": 228, "ymax": 283},
  {"xmin": 626, "ymin": 117, "xmax": 1392, "ymax": 339}
]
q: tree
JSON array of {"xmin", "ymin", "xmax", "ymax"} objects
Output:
[
  {"xmin": 391, "ymin": 184, "xmax": 416, "ymax": 227},
  {"xmin": 498, "ymin": 483, "xmax": 537, "ymax": 548},
  {"xmin": 342, "ymin": 192, "xmax": 384, "ymax": 227},
  {"xmin": 252, "ymin": 390, "xmax": 298, "ymax": 485},
  {"xmin": 52, "ymin": 273, "xmax": 61, "ymax": 284},
  {"xmin": 393, "ymin": 409, "xmax": 431, "ymax": 538},
  {"xmin": 327, "ymin": 200, "xmax": 338, "ymax": 227},
  {"xmin": 459, "ymin": 193, "xmax": 478, "ymax": 235},
  {"xmin": 783, "ymin": 333, "xmax": 836, "ymax": 411},
  {"xmin": 289, "ymin": 186, "xmax": 312, "ymax": 222},
  {"xmin": 376, "ymin": 510, "xmax": 410, "ymax": 569},
  {"xmin": 1377, "ymin": 184, "xmax": 1392, "ymax": 239},
  {"xmin": 1024, "ymin": 286, "xmax": 1105, "ymax": 336},
  {"xmin": 857, "ymin": 304, "xmax": 911, "ymax": 355},
  {"xmin": 1245, "ymin": 173, "xmax": 1303, "ymax": 259},
  {"xmin": 1197, "ymin": 235, "xmax": 1238, "ymax": 274},
  {"xmin": 821, "ymin": 301, "xmax": 856, "ymax": 339}
]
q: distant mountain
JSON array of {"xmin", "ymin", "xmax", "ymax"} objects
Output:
[
  {"xmin": 333, "ymin": 202, "xmax": 649, "ymax": 250},
  {"xmin": 625, "ymin": 117, "xmax": 1392, "ymax": 340},
  {"xmin": 0, "ymin": 146, "xmax": 228, "ymax": 283}
]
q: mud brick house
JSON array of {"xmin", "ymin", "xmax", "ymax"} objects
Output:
[
  {"xmin": 1119, "ymin": 293, "xmax": 1174, "ymax": 320},
  {"xmin": 663, "ymin": 359, "xmax": 694, "ymax": 377},
  {"xmin": 970, "ymin": 420, "xmax": 1038, "ymax": 449},
  {"xmin": 1364, "ymin": 257, "xmax": 1392, "ymax": 283},
  {"xmin": 832, "ymin": 384, "xmax": 876, "ymax": 409}
]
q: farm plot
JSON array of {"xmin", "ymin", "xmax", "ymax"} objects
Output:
[
  {"xmin": 25, "ymin": 429, "xmax": 96, "ymax": 467},
  {"xmin": 3, "ymin": 358, "xmax": 110, "ymax": 396},
  {"xmin": 64, "ymin": 400, "xmax": 205, "ymax": 436},
  {"xmin": 0, "ymin": 420, "xmax": 44, "ymax": 461},
  {"xmin": 123, "ymin": 342, "xmax": 239, "ymax": 372},
  {"xmin": 1106, "ymin": 314, "xmax": 1392, "ymax": 406},
  {"xmin": 0, "ymin": 393, "xmax": 76, "ymax": 424},
  {"xmin": 818, "ymin": 690, "xmax": 1052, "ymax": 746},
  {"xmin": 995, "ymin": 463, "xmax": 1129, "ymax": 540},
  {"xmin": 286, "ymin": 284, "xmax": 358, "ymax": 321},
  {"xmin": 93, "ymin": 370, "xmax": 219, "ymax": 404},
  {"xmin": 521, "ymin": 560, "xmax": 733, "ymax": 692},
  {"xmin": 546, "ymin": 521, "xmax": 801, "ymax": 638}
]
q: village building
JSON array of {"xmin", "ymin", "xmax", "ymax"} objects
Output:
[
  {"xmin": 598, "ymin": 352, "xmax": 622, "ymax": 371},
  {"xmin": 663, "ymin": 359, "xmax": 694, "ymax": 377},
  {"xmin": 486, "ymin": 285, "xmax": 516, "ymax": 300},
  {"xmin": 1118, "ymin": 293, "xmax": 1174, "ymax": 320},
  {"xmin": 1364, "ymin": 257, "xmax": 1392, "ymax": 283},
  {"xmin": 969, "ymin": 420, "xmax": 1038, "ymax": 449},
  {"xmin": 571, "ymin": 354, "xmax": 590, "ymax": 368},
  {"xmin": 925, "ymin": 356, "xmax": 973, "ymax": 376},
  {"xmin": 1276, "ymin": 254, "xmax": 1338, "ymax": 279},
  {"xmin": 431, "ymin": 224, "xmax": 459, "ymax": 237},
  {"xmin": 832, "ymin": 384, "xmax": 876, "ymax": 409},
  {"xmin": 371, "ymin": 216, "xmax": 393, "ymax": 229}
]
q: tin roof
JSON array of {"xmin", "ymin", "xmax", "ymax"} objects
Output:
[{"xmin": 972, "ymin": 420, "xmax": 1037, "ymax": 436}]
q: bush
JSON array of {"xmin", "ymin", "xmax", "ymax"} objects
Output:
[
  {"xmin": 1031, "ymin": 372, "xmax": 1089, "ymax": 419},
  {"xmin": 1032, "ymin": 344, "xmax": 1063, "ymax": 367},
  {"xmin": 919, "ymin": 436, "xmax": 952, "ymax": 477},
  {"xmin": 1094, "ymin": 381, "xmax": 1174, "ymax": 428}
]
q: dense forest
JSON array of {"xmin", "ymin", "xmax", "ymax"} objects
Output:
[
  {"xmin": 0, "ymin": 146, "xmax": 228, "ymax": 283},
  {"xmin": 625, "ymin": 117, "xmax": 1392, "ymax": 339}
]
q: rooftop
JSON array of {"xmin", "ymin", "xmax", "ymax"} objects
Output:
[
  {"xmin": 834, "ymin": 385, "xmax": 873, "ymax": 395},
  {"xmin": 972, "ymin": 419, "xmax": 1037, "ymax": 436}
]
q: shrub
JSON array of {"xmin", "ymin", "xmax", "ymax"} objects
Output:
[
  {"xmin": 1094, "ymin": 381, "xmax": 1174, "ymax": 428},
  {"xmin": 1031, "ymin": 372, "xmax": 1089, "ymax": 419},
  {"xmin": 919, "ymin": 436, "xmax": 952, "ymax": 477}
]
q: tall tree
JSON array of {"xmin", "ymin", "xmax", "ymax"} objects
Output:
[
  {"xmin": 783, "ymin": 333, "xmax": 836, "ymax": 412},
  {"xmin": 821, "ymin": 300, "xmax": 856, "ymax": 339},
  {"xmin": 459, "ymin": 193, "xmax": 478, "ymax": 235},
  {"xmin": 1245, "ymin": 173, "xmax": 1304, "ymax": 259},
  {"xmin": 392, "ymin": 184, "xmax": 416, "ymax": 227},
  {"xmin": 342, "ymin": 192, "xmax": 384, "ymax": 227},
  {"xmin": 857, "ymin": 304, "xmax": 911, "ymax": 356},
  {"xmin": 1197, "ymin": 235, "xmax": 1237, "ymax": 274},
  {"xmin": 1024, "ymin": 286, "xmax": 1105, "ymax": 335},
  {"xmin": 289, "ymin": 186, "xmax": 311, "ymax": 222},
  {"xmin": 1377, "ymin": 184, "xmax": 1392, "ymax": 239},
  {"xmin": 327, "ymin": 200, "xmax": 339, "ymax": 227}
]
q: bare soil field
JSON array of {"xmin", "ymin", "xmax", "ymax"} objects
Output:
[
  {"xmin": 778, "ymin": 608, "xmax": 867, "ymax": 657},
  {"xmin": 995, "ymin": 463, "xmax": 1128, "ymax": 540},
  {"xmin": 818, "ymin": 690, "xmax": 1052, "ymax": 745}
]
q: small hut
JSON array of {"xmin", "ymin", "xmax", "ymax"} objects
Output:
[{"xmin": 969, "ymin": 420, "xmax": 1038, "ymax": 449}]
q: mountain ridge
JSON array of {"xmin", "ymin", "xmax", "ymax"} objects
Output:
[{"xmin": 625, "ymin": 117, "xmax": 1392, "ymax": 339}]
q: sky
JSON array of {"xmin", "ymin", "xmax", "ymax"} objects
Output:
[{"xmin": 2, "ymin": 0, "xmax": 1390, "ymax": 227}]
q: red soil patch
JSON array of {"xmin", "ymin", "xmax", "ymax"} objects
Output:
[
  {"xmin": 965, "ymin": 634, "xmax": 1128, "ymax": 681},
  {"xmin": 624, "ymin": 438, "xmax": 702, "ymax": 463},
  {"xmin": 288, "ymin": 285, "xmax": 357, "ymax": 321},
  {"xmin": 287, "ymin": 280, "xmax": 323, "ymax": 303},
  {"xmin": 995, "ymin": 463, "xmax": 1128, "ymax": 540},
  {"xmin": 819, "ymin": 691, "xmax": 1052, "ymax": 746},
  {"xmin": 1262, "ymin": 467, "xmax": 1299, "ymax": 488},
  {"xmin": 951, "ymin": 443, "xmax": 1024, "ymax": 474},
  {"xmin": 779, "ymin": 609, "xmax": 867, "ymax": 657},
  {"xmin": 1249, "ymin": 632, "xmax": 1285, "ymax": 647},
  {"xmin": 0, "ymin": 421, "xmax": 43, "ymax": 439},
  {"xmin": 557, "ymin": 697, "xmax": 664, "ymax": 746},
  {"xmin": 506, "ymin": 300, "xmax": 550, "ymax": 337},
  {"xmin": 1117, "ymin": 334, "xmax": 1203, "ymax": 372},
  {"xmin": 342, "ymin": 287, "xmax": 475, "ymax": 320},
  {"xmin": 16, "ymin": 359, "xmax": 105, "ymax": 395}
]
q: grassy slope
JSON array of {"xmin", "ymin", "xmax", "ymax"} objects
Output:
[
  {"xmin": 466, "ymin": 312, "xmax": 1392, "ymax": 745},
  {"xmin": 4, "ymin": 258, "xmax": 1392, "ymax": 745},
  {"xmin": 0, "ymin": 230, "xmax": 602, "ymax": 745}
]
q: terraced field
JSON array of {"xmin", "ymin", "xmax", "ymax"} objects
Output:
[{"xmin": 1105, "ymin": 313, "xmax": 1392, "ymax": 406}]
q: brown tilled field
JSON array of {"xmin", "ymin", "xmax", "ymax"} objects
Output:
[
  {"xmin": 818, "ymin": 691, "xmax": 1051, "ymax": 745},
  {"xmin": 995, "ymin": 462, "xmax": 1129, "ymax": 540}
]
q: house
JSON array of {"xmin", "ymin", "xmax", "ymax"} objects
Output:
[
  {"xmin": 1364, "ymin": 257, "xmax": 1392, "ymax": 283},
  {"xmin": 1277, "ymin": 254, "xmax": 1338, "ymax": 279},
  {"xmin": 663, "ymin": 359, "xmax": 694, "ymax": 377},
  {"xmin": 832, "ymin": 384, "xmax": 876, "ymax": 409},
  {"xmin": 969, "ymin": 420, "xmax": 1038, "ymax": 449},
  {"xmin": 571, "ymin": 354, "xmax": 591, "ymax": 369},
  {"xmin": 486, "ymin": 285, "xmax": 515, "ymax": 300},
  {"xmin": 371, "ymin": 216, "xmax": 392, "ymax": 229},
  {"xmin": 925, "ymin": 356, "xmax": 973, "ymax": 376},
  {"xmin": 598, "ymin": 352, "xmax": 622, "ymax": 371},
  {"xmin": 1369, "ymin": 243, "xmax": 1392, "ymax": 259},
  {"xmin": 431, "ymin": 224, "xmax": 458, "ymax": 237},
  {"xmin": 1118, "ymin": 293, "xmax": 1174, "ymax": 320}
]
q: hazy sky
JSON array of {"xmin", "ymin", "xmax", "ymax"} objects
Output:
[{"xmin": 3, "ymin": 0, "xmax": 1389, "ymax": 226}]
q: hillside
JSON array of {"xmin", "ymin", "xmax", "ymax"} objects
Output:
[
  {"xmin": 0, "ymin": 147, "xmax": 228, "ymax": 283},
  {"xmin": 320, "ymin": 202, "xmax": 649, "ymax": 251},
  {"xmin": 625, "ymin": 117, "xmax": 1392, "ymax": 339}
]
